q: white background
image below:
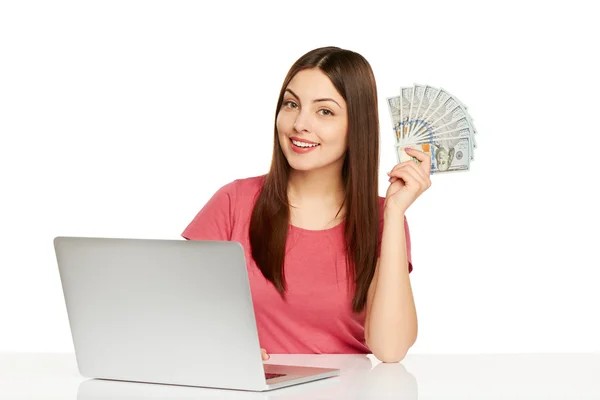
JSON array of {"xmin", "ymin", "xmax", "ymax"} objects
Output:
[{"xmin": 1, "ymin": 0, "xmax": 599, "ymax": 354}]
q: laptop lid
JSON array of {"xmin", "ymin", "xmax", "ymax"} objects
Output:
[{"xmin": 54, "ymin": 237, "xmax": 268, "ymax": 391}]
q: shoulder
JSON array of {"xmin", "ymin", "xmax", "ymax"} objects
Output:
[
  {"xmin": 211, "ymin": 174, "xmax": 265, "ymax": 197},
  {"xmin": 181, "ymin": 174, "xmax": 266, "ymax": 241},
  {"xmin": 232, "ymin": 174, "xmax": 266, "ymax": 193},
  {"xmin": 208, "ymin": 174, "xmax": 266, "ymax": 216},
  {"xmin": 225, "ymin": 174, "xmax": 266, "ymax": 204}
]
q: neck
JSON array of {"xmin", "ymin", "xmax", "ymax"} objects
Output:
[{"xmin": 287, "ymin": 166, "xmax": 345, "ymax": 204}]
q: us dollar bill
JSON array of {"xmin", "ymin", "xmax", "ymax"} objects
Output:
[{"xmin": 395, "ymin": 137, "xmax": 471, "ymax": 173}]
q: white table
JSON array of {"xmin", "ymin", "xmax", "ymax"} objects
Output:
[{"xmin": 1, "ymin": 353, "xmax": 599, "ymax": 399}]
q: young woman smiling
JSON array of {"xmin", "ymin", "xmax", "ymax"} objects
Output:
[{"xmin": 182, "ymin": 46, "xmax": 431, "ymax": 363}]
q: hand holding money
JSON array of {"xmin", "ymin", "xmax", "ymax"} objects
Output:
[
  {"xmin": 386, "ymin": 84, "xmax": 478, "ymax": 174},
  {"xmin": 385, "ymin": 147, "xmax": 432, "ymax": 214}
]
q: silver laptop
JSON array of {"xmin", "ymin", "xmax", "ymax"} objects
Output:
[{"xmin": 53, "ymin": 236, "xmax": 339, "ymax": 392}]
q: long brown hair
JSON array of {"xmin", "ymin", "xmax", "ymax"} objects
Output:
[{"xmin": 249, "ymin": 46, "xmax": 380, "ymax": 313}]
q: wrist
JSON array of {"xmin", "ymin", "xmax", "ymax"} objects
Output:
[{"xmin": 383, "ymin": 203, "xmax": 406, "ymax": 219}]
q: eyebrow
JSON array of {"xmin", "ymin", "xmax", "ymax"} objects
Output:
[{"xmin": 285, "ymin": 88, "xmax": 342, "ymax": 108}]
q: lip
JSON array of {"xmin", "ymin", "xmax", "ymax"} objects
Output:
[
  {"xmin": 290, "ymin": 136, "xmax": 319, "ymax": 145},
  {"xmin": 289, "ymin": 137, "xmax": 320, "ymax": 154}
]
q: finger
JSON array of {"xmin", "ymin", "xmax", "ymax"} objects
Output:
[
  {"xmin": 389, "ymin": 166, "xmax": 426, "ymax": 190},
  {"xmin": 408, "ymin": 160, "xmax": 432, "ymax": 187},
  {"xmin": 388, "ymin": 163, "xmax": 411, "ymax": 183},
  {"xmin": 400, "ymin": 158, "xmax": 429, "ymax": 182},
  {"xmin": 261, "ymin": 348, "xmax": 270, "ymax": 360},
  {"xmin": 387, "ymin": 161, "xmax": 416, "ymax": 182},
  {"xmin": 389, "ymin": 162, "xmax": 429, "ymax": 187},
  {"xmin": 387, "ymin": 163, "xmax": 416, "ymax": 184},
  {"xmin": 387, "ymin": 157, "xmax": 428, "ymax": 180},
  {"xmin": 404, "ymin": 147, "xmax": 432, "ymax": 176},
  {"xmin": 388, "ymin": 170, "xmax": 417, "ymax": 188},
  {"xmin": 388, "ymin": 159, "xmax": 416, "ymax": 173}
]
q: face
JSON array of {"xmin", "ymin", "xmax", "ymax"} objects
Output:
[
  {"xmin": 276, "ymin": 68, "xmax": 348, "ymax": 173},
  {"xmin": 435, "ymin": 146, "xmax": 454, "ymax": 171}
]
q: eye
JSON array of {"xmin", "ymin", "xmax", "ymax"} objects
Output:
[
  {"xmin": 318, "ymin": 109, "xmax": 333, "ymax": 116},
  {"xmin": 283, "ymin": 100, "xmax": 298, "ymax": 109}
]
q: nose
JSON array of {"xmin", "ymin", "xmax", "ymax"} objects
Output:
[{"xmin": 293, "ymin": 109, "xmax": 311, "ymax": 133}]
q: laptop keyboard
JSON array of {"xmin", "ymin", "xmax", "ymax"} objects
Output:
[{"xmin": 265, "ymin": 372, "xmax": 287, "ymax": 380}]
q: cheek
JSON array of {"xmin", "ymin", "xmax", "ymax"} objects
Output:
[
  {"xmin": 276, "ymin": 111, "xmax": 293, "ymax": 131},
  {"xmin": 321, "ymin": 119, "xmax": 347, "ymax": 139},
  {"xmin": 332, "ymin": 124, "xmax": 348, "ymax": 148},
  {"xmin": 275, "ymin": 113, "xmax": 283, "ymax": 133}
]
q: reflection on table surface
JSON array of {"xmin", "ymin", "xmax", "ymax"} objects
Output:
[
  {"xmin": 76, "ymin": 354, "xmax": 417, "ymax": 399},
  {"xmin": 2, "ymin": 353, "xmax": 600, "ymax": 399}
]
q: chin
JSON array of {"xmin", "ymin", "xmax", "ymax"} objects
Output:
[
  {"xmin": 287, "ymin": 158, "xmax": 341, "ymax": 174},
  {"xmin": 286, "ymin": 160, "xmax": 318, "ymax": 172}
]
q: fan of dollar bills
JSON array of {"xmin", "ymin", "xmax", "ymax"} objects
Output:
[{"xmin": 386, "ymin": 85, "xmax": 477, "ymax": 173}]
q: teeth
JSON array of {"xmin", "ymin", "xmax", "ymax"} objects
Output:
[{"xmin": 292, "ymin": 139, "xmax": 319, "ymax": 148}]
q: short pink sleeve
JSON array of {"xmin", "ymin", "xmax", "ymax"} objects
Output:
[
  {"xmin": 377, "ymin": 199, "xmax": 413, "ymax": 273},
  {"xmin": 181, "ymin": 181, "xmax": 236, "ymax": 241}
]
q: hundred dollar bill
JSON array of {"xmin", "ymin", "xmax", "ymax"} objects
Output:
[
  {"xmin": 388, "ymin": 85, "xmax": 477, "ymax": 168},
  {"xmin": 422, "ymin": 95, "xmax": 475, "ymax": 157},
  {"xmin": 421, "ymin": 88, "xmax": 451, "ymax": 125},
  {"xmin": 407, "ymin": 85, "xmax": 418, "ymax": 136},
  {"xmin": 408, "ymin": 86, "xmax": 441, "ymax": 139},
  {"xmin": 404, "ymin": 126, "xmax": 471, "ymax": 145},
  {"xmin": 386, "ymin": 95, "xmax": 402, "ymax": 142},
  {"xmin": 395, "ymin": 137, "xmax": 471, "ymax": 173},
  {"xmin": 408, "ymin": 84, "xmax": 427, "ymax": 136},
  {"xmin": 400, "ymin": 87, "xmax": 413, "ymax": 139},
  {"xmin": 439, "ymin": 87, "xmax": 477, "ymax": 138},
  {"xmin": 436, "ymin": 88, "xmax": 477, "ymax": 157},
  {"xmin": 411, "ymin": 99, "xmax": 469, "ymax": 138},
  {"xmin": 410, "ymin": 103, "xmax": 475, "ymax": 160},
  {"xmin": 423, "ymin": 86, "xmax": 441, "ymax": 119}
]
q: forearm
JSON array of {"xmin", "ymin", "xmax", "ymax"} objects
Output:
[{"xmin": 366, "ymin": 209, "xmax": 417, "ymax": 362}]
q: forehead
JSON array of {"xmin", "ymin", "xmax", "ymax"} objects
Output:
[{"xmin": 286, "ymin": 68, "xmax": 343, "ymax": 101}]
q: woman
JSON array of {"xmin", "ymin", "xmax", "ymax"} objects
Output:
[{"xmin": 182, "ymin": 46, "xmax": 431, "ymax": 363}]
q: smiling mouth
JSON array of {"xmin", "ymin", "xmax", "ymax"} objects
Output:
[{"xmin": 290, "ymin": 138, "xmax": 320, "ymax": 148}]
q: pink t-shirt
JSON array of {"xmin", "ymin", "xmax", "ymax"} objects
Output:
[{"xmin": 181, "ymin": 175, "xmax": 412, "ymax": 354}]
